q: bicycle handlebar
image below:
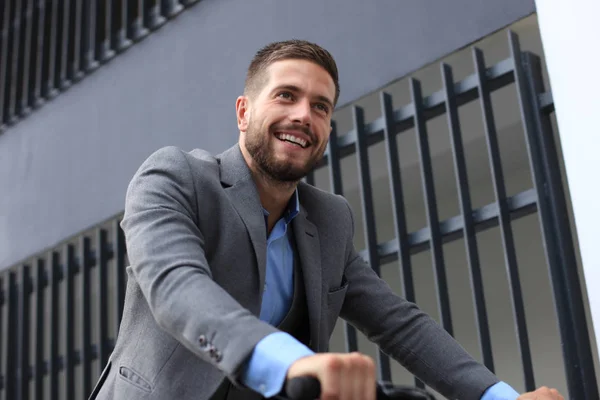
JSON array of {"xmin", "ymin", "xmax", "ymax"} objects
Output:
[
  {"xmin": 283, "ymin": 376, "xmax": 321, "ymax": 399},
  {"xmin": 280, "ymin": 376, "xmax": 437, "ymax": 400}
]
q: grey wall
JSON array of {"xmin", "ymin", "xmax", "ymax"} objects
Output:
[{"xmin": 0, "ymin": 0, "xmax": 535, "ymax": 269}]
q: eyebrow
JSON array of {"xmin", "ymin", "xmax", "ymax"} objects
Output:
[{"xmin": 273, "ymin": 84, "xmax": 334, "ymax": 110}]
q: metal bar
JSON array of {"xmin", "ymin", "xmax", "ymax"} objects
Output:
[
  {"xmin": 162, "ymin": 0, "xmax": 184, "ymax": 18},
  {"xmin": 80, "ymin": 0, "xmax": 98, "ymax": 72},
  {"xmin": 18, "ymin": 265, "xmax": 31, "ymax": 400},
  {"xmin": 113, "ymin": 220, "xmax": 127, "ymax": 332},
  {"xmin": 354, "ymin": 108, "xmax": 378, "ymax": 269},
  {"xmin": 441, "ymin": 63, "xmax": 494, "ymax": 371},
  {"xmin": 304, "ymin": 170, "xmax": 315, "ymax": 186},
  {"xmin": 68, "ymin": 0, "xmax": 83, "ymax": 81},
  {"xmin": 326, "ymin": 121, "xmax": 343, "ymax": 195},
  {"xmin": 381, "ymin": 92, "xmax": 423, "ymax": 388},
  {"xmin": 64, "ymin": 245, "xmax": 75, "ymax": 400},
  {"xmin": 146, "ymin": 0, "xmax": 166, "ymax": 29},
  {"xmin": 56, "ymin": 0, "xmax": 71, "ymax": 89},
  {"xmin": 34, "ymin": 258, "xmax": 45, "ymax": 400},
  {"xmin": 535, "ymin": 56, "xmax": 600, "ymax": 399},
  {"xmin": 343, "ymin": 323, "xmax": 358, "ymax": 353},
  {"xmin": 6, "ymin": 272, "xmax": 17, "ymax": 400},
  {"xmin": 0, "ymin": 0, "xmax": 12, "ymax": 130},
  {"xmin": 511, "ymin": 31, "xmax": 599, "ymax": 398},
  {"xmin": 410, "ymin": 78, "xmax": 453, "ymax": 336},
  {"xmin": 353, "ymin": 105, "xmax": 392, "ymax": 381},
  {"xmin": 473, "ymin": 47, "xmax": 534, "ymax": 390},
  {"xmin": 129, "ymin": 0, "xmax": 149, "ymax": 42},
  {"xmin": 18, "ymin": 0, "xmax": 34, "ymax": 116},
  {"xmin": 530, "ymin": 52, "xmax": 598, "ymax": 399},
  {"xmin": 324, "ymin": 122, "xmax": 359, "ymax": 355},
  {"xmin": 49, "ymin": 251, "xmax": 60, "ymax": 400},
  {"xmin": 80, "ymin": 237, "xmax": 92, "ymax": 398},
  {"xmin": 43, "ymin": 0, "xmax": 59, "ymax": 98},
  {"xmin": 97, "ymin": 0, "xmax": 115, "ymax": 62},
  {"xmin": 538, "ymin": 91, "xmax": 554, "ymax": 114},
  {"xmin": 113, "ymin": 0, "xmax": 132, "ymax": 52},
  {"xmin": 29, "ymin": 0, "xmax": 46, "ymax": 108},
  {"xmin": 0, "ymin": 277, "xmax": 6, "ymax": 400},
  {"xmin": 97, "ymin": 228, "xmax": 110, "ymax": 368},
  {"xmin": 7, "ymin": 0, "xmax": 23, "ymax": 125},
  {"xmin": 380, "ymin": 92, "xmax": 416, "ymax": 303}
]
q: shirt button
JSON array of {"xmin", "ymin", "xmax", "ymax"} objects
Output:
[{"xmin": 259, "ymin": 384, "xmax": 266, "ymax": 393}]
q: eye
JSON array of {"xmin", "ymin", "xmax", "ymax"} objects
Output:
[
  {"xmin": 314, "ymin": 103, "xmax": 329, "ymax": 114},
  {"xmin": 277, "ymin": 92, "xmax": 294, "ymax": 100}
]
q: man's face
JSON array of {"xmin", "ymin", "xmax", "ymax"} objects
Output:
[{"xmin": 237, "ymin": 59, "xmax": 336, "ymax": 182}]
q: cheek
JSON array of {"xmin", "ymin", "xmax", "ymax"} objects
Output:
[
  {"xmin": 249, "ymin": 115, "xmax": 269, "ymax": 134},
  {"xmin": 314, "ymin": 124, "xmax": 331, "ymax": 147},
  {"xmin": 264, "ymin": 105, "xmax": 287, "ymax": 123}
]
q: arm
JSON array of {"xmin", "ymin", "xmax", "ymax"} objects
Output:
[
  {"xmin": 482, "ymin": 382, "xmax": 520, "ymax": 400},
  {"xmin": 121, "ymin": 146, "xmax": 279, "ymax": 381},
  {"xmin": 338, "ymin": 200, "xmax": 500, "ymax": 400},
  {"xmin": 240, "ymin": 332, "xmax": 314, "ymax": 397}
]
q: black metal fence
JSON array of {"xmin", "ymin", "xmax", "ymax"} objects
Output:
[
  {"xmin": 0, "ymin": 0, "xmax": 201, "ymax": 134},
  {"xmin": 0, "ymin": 31, "xmax": 597, "ymax": 399}
]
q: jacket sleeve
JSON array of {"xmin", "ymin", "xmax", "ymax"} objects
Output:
[
  {"xmin": 338, "ymin": 199, "xmax": 499, "ymax": 400},
  {"xmin": 120, "ymin": 146, "xmax": 279, "ymax": 381}
]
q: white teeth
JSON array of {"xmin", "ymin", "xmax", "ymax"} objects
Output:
[{"xmin": 277, "ymin": 133, "xmax": 307, "ymax": 148}]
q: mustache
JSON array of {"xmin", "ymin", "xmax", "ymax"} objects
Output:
[{"xmin": 271, "ymin": 123, "xmax": 315, "ymax": 143}]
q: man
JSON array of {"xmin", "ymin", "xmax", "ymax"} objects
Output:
[{"xmin": 89, "ymin": 40, "xmax": 564, "ymax": 400}]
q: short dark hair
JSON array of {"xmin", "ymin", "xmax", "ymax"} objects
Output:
[{"xmin": 244, "ymin": 39, "xmax": 340, "ymax": 105}]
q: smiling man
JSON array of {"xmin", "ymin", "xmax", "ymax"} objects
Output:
[{"xmin": 88, "ymin": 40, "xmax": 564, "ymax": 400}]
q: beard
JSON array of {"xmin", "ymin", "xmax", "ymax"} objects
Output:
[{"xmin": 244, "ymin": 119, "xmax": 321, "ymax": 183}]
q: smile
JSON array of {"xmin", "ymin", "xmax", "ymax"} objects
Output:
[{"xmin": 275, "ymin": 133, "xmax": 309, "ymax": 148}]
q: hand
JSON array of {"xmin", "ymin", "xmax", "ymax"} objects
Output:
[
  {"xmin": 286, "ymin": 352, "xmax": 376, "ymax": 400},
  {"xmin": 517, "ymin": 386, "xmax": 564, "ymax": 400}
]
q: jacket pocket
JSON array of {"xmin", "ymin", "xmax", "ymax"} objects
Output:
[
  {"xmin": 325, "ymin": 281, "xmax": 349, "ymax": 331},
  {"xmin": 118, "ymin": 365, "xmax": 153, "ymax": 393}
]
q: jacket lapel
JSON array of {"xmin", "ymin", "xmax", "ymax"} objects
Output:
[
  {"xmin": 292, "ymin": 205, "xmax": 322, "ymax": 351},
  {"xmin": 217, "ymin": 145, "xmax": 323, "ymax": 348},
  {"xmin": 217, "ymin": 145, "xmax": 268, "ymax": 298}
]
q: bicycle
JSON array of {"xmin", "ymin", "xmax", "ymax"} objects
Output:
[{"xmin": 278, "ymin": 376, "xmax": 437, "ymax": 400}]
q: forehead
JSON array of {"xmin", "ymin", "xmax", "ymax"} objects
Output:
[{"xmin": 262, "ymin": 59, "xmax": 335, "ymax": 101}]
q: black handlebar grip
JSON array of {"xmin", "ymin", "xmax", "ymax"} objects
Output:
[{"xmin": 283, "ymin": 376, "xmax": 321, "ymax": 400}]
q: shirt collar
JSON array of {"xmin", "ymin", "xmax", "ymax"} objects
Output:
[
  {"xmin": 262, "ymin": 189, "xmax": 300, "ymax": 224},
  {"xmin": 286, "ymin": 189, "xmax": 300, "ymax": 223}
]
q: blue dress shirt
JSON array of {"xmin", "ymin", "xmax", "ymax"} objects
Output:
[
  {"xmin": 239, "ymin": 190, "xmax": 519, "ymax": 399},
  {"xmin": 258, "ymin": 194, "xmax": 297, "ymax": 326},
  {"xmin": 481, "ymin": 382, "xmax": 520, "ymax": 400}
]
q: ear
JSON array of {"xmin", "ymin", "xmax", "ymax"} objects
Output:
[{"xmin": 236, "ymin": 96, "xmax": 250, "ymax": 132}]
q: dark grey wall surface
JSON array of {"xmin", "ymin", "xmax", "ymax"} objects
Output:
[{"xmin": 0, "ymin": 0, "xmax": 535, "ymax": 269}]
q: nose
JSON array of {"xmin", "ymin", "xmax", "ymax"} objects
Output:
[{"xmin": 290, "ymin": 99, "xmax": 312, "ymax": 127}]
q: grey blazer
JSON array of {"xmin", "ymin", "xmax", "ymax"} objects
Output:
[{"xmin": 89, "ymin": 144, "xmax": 499, "ymax": 400}]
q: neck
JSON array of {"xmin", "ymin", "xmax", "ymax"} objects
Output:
[
  {"xmin": 239, "ymin": 144, "xmax": 297, "ymax": 233},
  {"xmin": 254, "ymin": 168, "xmax": 297, "ymax": 233}
]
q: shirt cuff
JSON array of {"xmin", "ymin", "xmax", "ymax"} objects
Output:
[
  {"xmin": 481, "ymin": 381, "xmax": 520, "ymax": 400},
  {"xmin": 240, "ymin": 332, "xmax": 315, "ymax": 398}
]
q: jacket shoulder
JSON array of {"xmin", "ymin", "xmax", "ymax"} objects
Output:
[
  {"xmin": 298, "ymin": 182, "xmax": 353, "ymax": 223},
  {"xmin": 138, "ymin": 146, "xmax": 220, "ymax": 177},
  {"xmin": 299, "ymin": 181, "xmax": 344, "ymax": 201}
]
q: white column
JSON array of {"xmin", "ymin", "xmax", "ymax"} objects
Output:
[{"xmin": 534, "ymin": 0, "xmax": 600, "ymax": 354}]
